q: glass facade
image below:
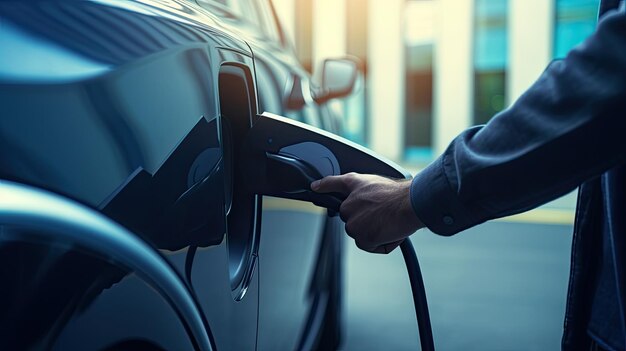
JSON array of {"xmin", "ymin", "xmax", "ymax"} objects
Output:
[
  {"xmin": 554, "ymin": 0, "xmax": 598, "ymax": 59},
  {"xmin": 404, "ymin": 0, "xmax": 436, "ymax": 163},
  {"xmin": 294, "ymin": 0, "xmax": 313, "ymax": 72},
  {"xmin": 342, "ymin": 0, "xmax": 369, "ymax": 145},
  {"xmin": 473, "ymin": 0, "xmax": 508, "ymax": 125},
  {"xmin": 404, "ymin": 45, "xmax": 434, "ymax": 162}
]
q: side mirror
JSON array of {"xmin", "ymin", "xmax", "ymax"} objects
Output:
[
  {"xmin": 241, "ymin": 112, "xmax": 410, "ymax": 211},
  {"xmin": 314, "ymin": 57, "xmax": 359, "ymax": 104}
]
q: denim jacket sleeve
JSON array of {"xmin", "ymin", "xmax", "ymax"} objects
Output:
[{"xmin": 410, "ymin": 9, "xmax": 626, "ymax": 236}]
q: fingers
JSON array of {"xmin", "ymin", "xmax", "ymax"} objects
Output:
[
  {"xmin": 310, "ymin": 173, "xmax": 359, "ymax": 195},
  {"xmin": 355, "ymin": 239, "xmax": 376, "ymax": 252},
  {"xmin": 376, "ymin": 239, "xmax": 405, "ymax": 254},
  {"xmin": 345, "ymin": 221, "xmax": 400, "ymax": 254},
  {"xmin": 355, "ymin": 239, "xmax": 405, "ymax": 254},
  {"xmin": 315, "ymin": 173, "xmax": 413, "ymax": 255},
  {"xmin": 338, "ymin": 199, "xmax": 352, "ymax": 222}
]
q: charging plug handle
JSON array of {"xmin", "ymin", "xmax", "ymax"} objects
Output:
[{"xmin": 265, "ymin": 152, "xmax": 345, "ymax": 212}]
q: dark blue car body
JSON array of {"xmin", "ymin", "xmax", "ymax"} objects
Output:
[{"xmin": 0, "ymin": 0, "xmax": 344, "ymax": 349}]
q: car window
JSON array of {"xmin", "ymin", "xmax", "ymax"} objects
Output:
[
  {"xmin": 198, "ymin": 0, "xmax": 280, "ymax": 42},
  {"xmin": 254, "ymin": 0, "xmax": 282, "ymax": 43}
]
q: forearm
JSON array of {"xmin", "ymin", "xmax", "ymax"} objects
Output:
[{"xmin": 411, "ymin": 9, "xmax": 626, "ymax": 235}]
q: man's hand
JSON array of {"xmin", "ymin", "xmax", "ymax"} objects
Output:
[{"xmin": 311, "ymin": 173, "xmax": 424, "ymax": 254}]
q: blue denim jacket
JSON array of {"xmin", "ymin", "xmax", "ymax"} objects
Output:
[{"xmin": 410, "ymin": 2, "xmax": 626, "ymax": 349}]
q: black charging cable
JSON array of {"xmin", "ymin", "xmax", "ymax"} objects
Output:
[
  {"xmin": 327, "ymin": 208, "xmax": 435, "ymax": 350},
  {"xmin": 400, "ymin": 239, "xmax": 435, "ymax": 351}
]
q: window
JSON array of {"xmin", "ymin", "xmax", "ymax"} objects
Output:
[
  {"xmin": 404, "ymin": 0, "xmax": 435, "ymax": 163},
  {"xmin": 254, "ymin": 0, "xmax": 282, "ymax": 43},
  {"xmin": 473, "ymin": 0, "xmax": 508, "ymax": 125},
  {"xmin": 197, "ymin": 0, "xmax": 280, "ymax": 42},
  {"xmin": 294, "ymin": 0, "xmax": 313, "ymax": 72},
  {"xmin": 554, "ymin": 0, "xmax": 598, "ymax": 59},
  {"xmin": 342, "ymin": 0, "xmax": 369, "ymax": 145}
]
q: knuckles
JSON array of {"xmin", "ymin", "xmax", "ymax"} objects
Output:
[
  {"xmin": 355, "ymin": 240, "xmax": 375, "ymax": 253},
  {"xmin": 344, "ymin": 221, "xmax": 355, "ymax": 238},
  {"xmin": 343, "ymin": 172, "xmax": 360, "ymax": 187}
]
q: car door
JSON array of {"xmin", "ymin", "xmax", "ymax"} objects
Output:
[
  {"xmin": 191, "ymin": 0, "xmax": 346, "ymax": 349},
  {"xmin": 205, "ymin": 1, "xmax": 351, "ymax": 350}
]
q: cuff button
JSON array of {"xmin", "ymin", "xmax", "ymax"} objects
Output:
[{"xmin": 443, "ymin": 216, "xmax": 454, "ymax": 225}]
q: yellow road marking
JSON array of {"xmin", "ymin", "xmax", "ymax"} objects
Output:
[
  {"xmin": 262, "ymin": 197, "xmax": 574, "ymax": 225},
  {"xmin": 497, "ymin": 208, "xmax": 574, "ymax": 225},
  {"xmin": 262, "ymin": 197, "xmax": 325, "ymax": 214}
]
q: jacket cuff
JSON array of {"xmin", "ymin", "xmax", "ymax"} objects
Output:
[{"xmin": 409, "ymin": 156, "xmax": 478, "ymax": 236}]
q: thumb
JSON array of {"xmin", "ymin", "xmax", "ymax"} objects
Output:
[{"xmin": 310, "ymin": 175, "xmax": 352, "ymax": 195}]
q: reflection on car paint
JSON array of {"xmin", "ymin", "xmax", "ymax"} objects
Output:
[{"xmin": 0, "ymin": 0, "xmax": 343, "ymax": 349}]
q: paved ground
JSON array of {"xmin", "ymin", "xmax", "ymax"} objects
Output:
[{"xmin": 341, "ymin": 220, "xmax": 574, "ymax": 351}]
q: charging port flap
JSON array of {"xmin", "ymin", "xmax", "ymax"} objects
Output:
[{"xmin": 240, "ymin": 112, "xmax": 411, "ymax": 210}]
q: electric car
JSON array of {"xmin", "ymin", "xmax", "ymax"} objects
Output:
[{"xmin": 0, "ymin": 0, "xmax": 411, "ymax": 350}]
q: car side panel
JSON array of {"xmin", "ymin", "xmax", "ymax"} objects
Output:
[
  {"xmin": 241, "ymin": 15, "xmax": 345, "ymax": 351},
  {"xmin": 0, "ymin": 1, "xmax": 258, "ymax": 349}
]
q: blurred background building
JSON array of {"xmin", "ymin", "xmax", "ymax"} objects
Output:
[{"xmin": 273, "ymin": 0, "xmax": 597, "ymax": 166}]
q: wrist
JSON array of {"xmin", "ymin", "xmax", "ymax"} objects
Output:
[{"xmin": 400, "ymin": 180, "xmax": 424, "ymax": 231}]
